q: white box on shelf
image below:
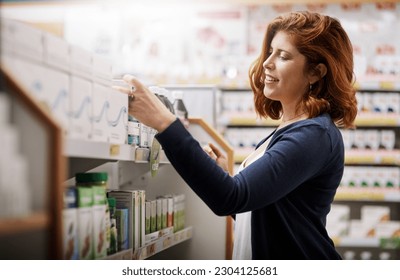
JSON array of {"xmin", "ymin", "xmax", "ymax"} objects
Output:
[
  {"xmin": 361, "ymin": 205, "xmax": 390, "ymax": 224},
  {"xmin": 92, "ymin": 54, "xmax": 113, "ymax": 86},
  {"xmin": 69, "ymin": 45, "xmax": 92, "ymax": 80},
  {"xmin": 106, "ymin": 88, "xmax": 128, "ymax": 144},
  {"xmin": 4, "ymin": 57, "xmax": 46, "ymax": 101},
  {"xmin": 375, "ymin": 221, "xmax": 400, "ymax": 238},
  {"xmin": 91, "ymin": 83, "xmax": 109, "ymax": 142},
  {"xmin": 327, "ymin": 204, "xmax": 350, "ymax": 222},
  {"xmin": 348, "ymin": 219, "xmax": 375, "ymax": 238},
  {"xmin": 0, "ymin": 18, "xmax": 15, "ymax": 57},
  {"xmin": 42, "ymin": 32, "xmax": 70, "ymax": 73},
  {"xmin": 42, "ymin": 68, "xmax": 70, "ymax": 132},
  {"xmin": 10, "ymin": 19, "xmax": 43, "ymax": 63},
  {"xmin": 69, "ymin": 76, "xmax": 92, "ymax": 140}
]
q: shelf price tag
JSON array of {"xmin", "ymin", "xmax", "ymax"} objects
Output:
[
  {"xmin": 110, "ymin": 144, "xmax": 120, "ymax": 156},
  {"xmin": 379, "ymin": 81, "xmax": 395, "ymax": 90}
]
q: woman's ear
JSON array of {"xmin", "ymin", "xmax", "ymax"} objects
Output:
[{"xmin": 309, "ymin": 63, "xmax": 327, "ymax": 84}]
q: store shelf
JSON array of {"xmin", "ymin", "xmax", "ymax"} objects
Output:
[
  {"xmin": 65, "ymin": 138, "xmax": 170, "ymax": 163},
  {"xmin": 234, "ymin": 148, "xmax": 400, "ymax": 165},
  {"xmin": 133, "ymin": 226, "xmax": 193, "ymax": 260},
  {"xmin": 0, "ymin": 212, "xmax": 49, "ymax": 236},
  {"xmin": 334, "ymin": 237, "xmax": 400, "ymax": 249},
  {"xmin": 335, "ymin": 188, "xmax": 400, "ymax": 202},
  {"xmin": 355, "ymin": 113, "xmax": 400, "ymax": 127},
  {"xmin": 222, "ymin": 114, "xmax": 280, "ymax": 127},
  {"xmin": 345, "ymin": 149, "xmax": 400, "ymax": 165}
]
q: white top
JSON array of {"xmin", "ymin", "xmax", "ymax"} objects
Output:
[{"xmin": 232, "ymin": 137, "xmax": 272, "ymax": 260}]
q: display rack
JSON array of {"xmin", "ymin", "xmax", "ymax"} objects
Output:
[
  {"xmin": 0, "ymin": 66, "xmax": 65, "ymax": 259},
  {"xmin": 0, "ymin": 64, "xmax": 234, "ymax": 259}
]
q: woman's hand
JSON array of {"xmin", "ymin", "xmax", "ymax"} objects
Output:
[
  {"xmin": 116, "ymin": 74, "xmax": 176, "ymax": 132},
  {"xmin": 203, "ymin": 143, "xmax": 229, "ymax": 172}
]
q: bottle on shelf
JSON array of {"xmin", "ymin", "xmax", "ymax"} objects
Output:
[{"xmin": 172, "ymin": 90, "xmax": 189, "ymax": 129}]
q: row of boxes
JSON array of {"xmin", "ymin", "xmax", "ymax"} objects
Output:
[
  {"xmin": 340, "ymin": 166, "xmax": 399, "ymax": 189},
  {"xmin": 1, "ymin": 18, "xmax": 127, "ymax": 144},
  {"xmin": 357, "ymin": 91, "xmax": 400, "ymax": 114},
  {"xmin": 340, "ymin": 129, "xmax": 396, "ymax": 150},
  {"xmin": 327, "ymin": 204, "xmax": 400, "ymax": 240},
  {"xmin": 63, "ymin": 182, "xmax": 186, "ymax": 260}
]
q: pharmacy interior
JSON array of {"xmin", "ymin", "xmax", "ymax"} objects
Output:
[{"xmin": 0, "ymin": 0, "xmax": 399, "ymax": 260}]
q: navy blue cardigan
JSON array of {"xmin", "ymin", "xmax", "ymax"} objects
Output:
[{"xmin": 156, "ymin": 113, "xmax": 343, "ymax": 259}]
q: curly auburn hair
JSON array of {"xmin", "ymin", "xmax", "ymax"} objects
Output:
[{"xmin": 249, "ymin": 11, "xmax": 358, "ymax": 128}]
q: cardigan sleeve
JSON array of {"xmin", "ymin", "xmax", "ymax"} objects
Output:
[{"xmin": 155, "ymin": 118, "xmax": 337, "ymax": 216}]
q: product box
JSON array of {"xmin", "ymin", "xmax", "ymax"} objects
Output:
[
  {"xmin": 41, "ymin": 68, "xmax": 70, "ymax": 132},
  {"xmin": 348, "ymin": 220, "xmax": 376, "ymax": 238},
  {"xmin": 139, "ymin": 124, "xmax": 150, "ymax": 148},
  {"xmin": 150, "ymin": 199, "xmax": 157, "ymax": 233},
  {"xmin": 380, "ymin": 130, "xmax": 396, "ymax": 150},
  {"xmin": 69, "ymin": 45, "xmax": 92, "ymax": 80},
  {"xmin": 62, "ymin": 187, "xmax": 79, "ymax": 260},
  {"xmin": 76, "ymin": 186, "xmax": 94, "ymax": 259},
  {"xmin": 159, "ymin": 197, "xmax": 168, "ymax": 229},
  {"xmin": 4, "ymin": 57, "xmax": 46, "ymax": 101},
  {"xmin": 174, "ymin": 194, "xmax": 185, "ymax": 232},
  {"xmin": 361, "ymin": 205, "xmax": 390, "ymax": 224},
  {"xmin": 11, "ymin": 19, "xmax": 44, "ymax": 63},
  {"xmin": 69, "ymin": 76, "xmax": 92, "ymax": 140},
  {"xmin": 92, "ymin": 54, "xmax": 113, "ymax": 86},
  {"xmin": 145, "ymin": 201, "xmax": 151, "ymax": 235},
  {"xmin": 107, "ymin": 190, "xmax": 139, "ymax": 250},
  {"xmin": 364, "ymin": 130, "xmax": 380, "ymax": 150},
  {"xmin": 138, "ymin": 190, "xmax": 146, "ymax": 248},
  {"xmin": 166, "ymin": 195, "xmax": 174, "ymax": 228},
  {"xmin": 92, "ymin": 186, "xmax": 107, "ymax": 259},
  {"xmin": 387, "ymin": 93, "xmax": 400, "ymax": 113},
  {"xmin": 0, "ymin": 18, "xmax": 15, "ymax": 58},
  {"xmin": 115, "ymin": 208, "xmax": 129, "ymax": 251},
  {"xmin": 91, "ymin": 83, "xmax": 109, "ymax": 142},
  {"xmin": 106, "ymin": 88, "xmax": 128, "ymax": 144},
  {"xmin": 326, "ymin": 221, "xmax": 349, "ymax": 239},
  {"xmin": 42, "ymin": 32, "xmax": 70, "ymax": 73},
  {"xmin": 327, "ymin": 204, "xmax": 350, "ymax": 223},
  {"xmin": 375, "ymin": 221, "xmax": 400, "ymax": 238},
  {"xmin": 156, "ymin": 198, "xmax": 162, "ymax": 231}
]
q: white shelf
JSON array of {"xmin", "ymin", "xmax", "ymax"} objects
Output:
[
  {"xmin": 65, "ymin": 138, "xmax": 170, "ymax": 163},
  {"xmin": 335, "ymin": 237, "xmax": 400, "ymax": 249},
  {"xmin": 336, "ymin": 237, "xmax": 380, "ymax": 247},
  {"xmin": 335, "ymin": 188, "xmax": 400, "ymax": 202},
  {"xmin": 65, "ymin": 138, "xmax": 136, "ymax": 161},
  {"xmin": 133, "ymin": 226, "xmax": 193, "ymax": 260}
]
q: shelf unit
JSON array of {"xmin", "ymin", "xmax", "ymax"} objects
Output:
[
  {"xmin": 0, "ymin": 66, "xmax": 65, "ymax": 259},
  {"xmin": 0, "ymin": 63, "xmax": 234, "ymax": 259},
  {"xmin": 66, "ymin": 118, "xmax": 234, "ymax": 260}
]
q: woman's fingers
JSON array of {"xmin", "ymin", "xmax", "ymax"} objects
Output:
[
  {"xmin": 123, "ymin": 74, "xmax": 145, "ymax": 93},
  {"xmin": 209, "ymin": 143, "xmax": 223, "ymax": 158},
  {"xmin": 202, "ymin": 145, "xmax": 217, "ymax": 160}
]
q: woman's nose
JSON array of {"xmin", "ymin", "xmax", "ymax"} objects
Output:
[{"xmin": 263, "ymin": 57, "xmax": 274, "ymax": 70}]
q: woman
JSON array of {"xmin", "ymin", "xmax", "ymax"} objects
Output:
[{"xmin": 118, "ymin": 11, "xmax": 358, "ymax": 259}]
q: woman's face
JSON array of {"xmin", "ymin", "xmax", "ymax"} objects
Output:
[{"xmin": 262, "ymin": 31, "xmax": 310, "ymax": 106}]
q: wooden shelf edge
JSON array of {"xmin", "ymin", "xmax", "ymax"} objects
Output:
[{"xmin": 0, "ymin": 212, "xmax": 49, "ymax": 236}]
